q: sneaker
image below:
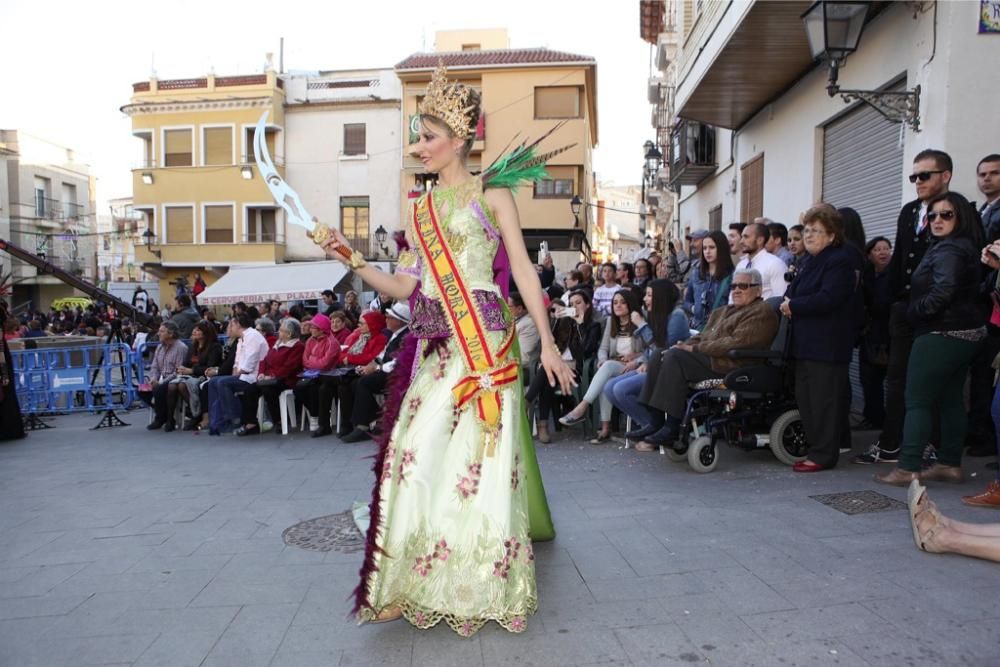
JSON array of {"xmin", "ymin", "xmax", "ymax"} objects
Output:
[
  {"xmin": 851, "ymin": 441, "xmax": 900, "ymax": 465},
  {"xmin": 921, "ymin": 443, "xmax": 938, "ymax": 470},
  {"xmin": 261, "ymin": 420, "xmax": 274, "ymax": 433}
]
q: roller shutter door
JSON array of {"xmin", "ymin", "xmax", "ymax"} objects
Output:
[{"xmin": 822, "ymin": 86, "xmax": 905, "ymax": 415}]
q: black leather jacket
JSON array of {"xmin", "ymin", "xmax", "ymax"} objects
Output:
[{"xmin": 907, "ymin": 235, "xmax": 986, "ymax": 335}]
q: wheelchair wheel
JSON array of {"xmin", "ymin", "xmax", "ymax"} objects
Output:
[
  {"xmin": 768, "ymin": 409, "xmax": 808, "ymax": 465},
  {"xmin": 687, "ymin": 435, "xmax": 718, "ymax": 473}
]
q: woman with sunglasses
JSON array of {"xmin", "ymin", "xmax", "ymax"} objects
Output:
[
  {"xmin": 779, "ymin": 204, "xmax": 862, "ymax": 472},
  {"xmin": 876, "ymin": 192, "xmax": 987, "ymax": 486}
]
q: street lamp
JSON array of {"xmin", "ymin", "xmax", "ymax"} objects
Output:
[
  {"xmin": 142, "ymin": 227, "xmax": 161, "ymax": 258},
  {"xmin": 374, "ymin": 224, "xmax": 389, "ymax": 256},
  {"xmin": 801, "ymin": 1, "xmax": 921, "ymax": 131},
  {"xmin": 570, "ymin": 195, "xmax": 582, "ymax": 228}
]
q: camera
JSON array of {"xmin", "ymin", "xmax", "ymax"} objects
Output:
[{"xmin": 783, "ymin": 266, "xmax": 798, "ymax": 283}]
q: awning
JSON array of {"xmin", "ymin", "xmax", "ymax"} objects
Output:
[{"xmin": 197, "ymin": 261, "xmax": 350, "ymax": 306}]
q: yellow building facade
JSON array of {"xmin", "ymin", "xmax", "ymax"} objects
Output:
[
  {"xmin": 123, "ymin": 71, "xmax": 286, "ymax": 302},
  {"xmin": 395, "ymin": 34, "xmax": 598, "ymax": 272}
]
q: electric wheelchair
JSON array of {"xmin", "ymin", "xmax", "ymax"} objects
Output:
[{"xmin": 659, "ymin": 298, "xmax": 807, "ymax": 473}]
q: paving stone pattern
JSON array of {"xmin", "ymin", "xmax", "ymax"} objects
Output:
[{"xmin": 2, "ymin": 413, "xmax": 1000, "ymax": 666}]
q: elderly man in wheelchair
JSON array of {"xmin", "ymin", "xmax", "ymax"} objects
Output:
[{"xmin": 631, "ymin": 268, "xmax": 803, "ymax": 472}]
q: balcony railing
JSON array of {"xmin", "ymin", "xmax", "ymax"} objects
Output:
[
  {"xmin": 668, "ymin": 120, "xmax": 717, "ymax": 188},
  {"xmin": 33, "ymin": 196, "xmax": 86, "ymax": 221},
  {"xmin": 240, "ymin": 232, "xmax": 286, "ymax": 244}
]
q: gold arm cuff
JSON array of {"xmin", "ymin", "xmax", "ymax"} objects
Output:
[{"xmin": 349, "ymin": 250, "xmax": 368, "ymax": 270}]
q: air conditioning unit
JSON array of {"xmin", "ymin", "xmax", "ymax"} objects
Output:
[{"xmin": 647, "ymin": 77, "xmax": 664, "ymax": 105}]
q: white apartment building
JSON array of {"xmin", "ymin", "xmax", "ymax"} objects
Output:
[
  {"xmin": 646, "ymin": 0, "xmax": 1000, "ymax": 241},
  {"xmin": 283, "ymin": 69, "xmax": 402, "ymax": 262},
  {"xmin": 0, "ymin": 129, "xmax": 95, "ymax": 308}
]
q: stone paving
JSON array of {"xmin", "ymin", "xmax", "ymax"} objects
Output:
[{"xmin": 2, "ymin": 411, "xmax": 1000, "ymax": 666}]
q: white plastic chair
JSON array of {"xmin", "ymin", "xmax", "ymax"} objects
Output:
[{"xmin": 277, "ymin": 389, "xmax": 297, "ymax": 435}]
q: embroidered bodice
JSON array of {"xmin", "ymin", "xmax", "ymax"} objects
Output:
[{"xmin": 397, "ymin": 178, "xmax": 501, "ymax": 296}]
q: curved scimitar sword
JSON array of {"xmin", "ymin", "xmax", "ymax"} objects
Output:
[{"xmin": 253, "ymin": 111, "xmax": 350, "ymax": 259}]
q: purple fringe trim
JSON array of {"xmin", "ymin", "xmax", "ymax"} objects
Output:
[
  {"xmin": 350, "ymin": 332, "xmax": 421, "ymax": 615},
  {"xmin": 470, "ymin": 200, "xmax": 501, "ymax": 242}
]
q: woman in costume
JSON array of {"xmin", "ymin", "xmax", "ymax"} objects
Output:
[{"xmin": 319, "ymin": 65, "xmax": 574, "ymax": 636}]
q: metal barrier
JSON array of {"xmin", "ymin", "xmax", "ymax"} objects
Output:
[{"xmin": 11, "ymin": 342, "xmax": 136, "ymax": 430}]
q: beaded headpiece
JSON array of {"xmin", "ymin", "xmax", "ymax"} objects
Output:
[{"xmin": 418, "ymin": 64, "xmax": 478, "ymax": 140}]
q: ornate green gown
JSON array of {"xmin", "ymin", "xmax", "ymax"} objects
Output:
[{"xmin": 354, "ymin": 178, "xmax": 554, "ymax": 637}]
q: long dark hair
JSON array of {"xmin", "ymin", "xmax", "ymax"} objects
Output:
[
  {"xmin": 191, "ymin": 320, "xmax": 218, "ymax": 356},
  {"xmin": 567, "ymin": 289, "xmax": 595, "ymax": 326},
  {"xmin": 838, "ymin": 207, "xmax": 866, "ymax": 252},
  {"xmin": 609, "ymin": 289, "xmax": 641, "ymax": 338},
  {"xmin": 699, "ymin": 230, "xmax": 735, "ymax": 281},
  {"xmin": 646, "ymin": 279, "xmax": 680, "ymax": 348},
  {"xmin": 926, "ymin": 191, "xmax": 984, "ymax": 246}
]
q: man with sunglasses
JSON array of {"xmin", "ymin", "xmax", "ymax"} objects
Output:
[
  {"xmin": 631, "ymin": 268, "xmax": 778, "ymax": 450},
  {"xmin": 966, "ymin": 154, "xmax": 1000, "ymax": 458},
  {"xmin": 854, "ymin": 149, "xmax": 952, "ymax": 465}
]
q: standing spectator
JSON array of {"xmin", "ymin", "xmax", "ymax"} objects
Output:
[
  {"xmin": 264, "ymin": 301, "xmax": 282, "ymax": 328},
  {"xmin": 966, "ymin": 154, "xmax": 1000, "ymax": 457},
  {"xmin": 321, "ymin": 290, "xmax": 340, "ymax": 316},
  {"xmin": 509, "ymin": 292, "xmax": 541, "ymax": 371},
  {"xmin": 731, "ymin": 222, "xmax": 788, "ymax": 300},
  {"xmin": 235, "ymin": 318, "xmax": 305, "ymax": 437},
  {"xmin": 206, "ymin": 313, "xmax": 269, "ymax": 435},
  {"xmin": 559, "ymin": 290, "xmax": 647, "ymax": 442},
  {"xmin": 368, "ymin": 290, "xmax": 392, "ymax": 313},
  {"xmin": 665, "ymin": 241, "xmax": 689, "ymax": 283},
  {"xmin": 538, "ymin": 254, "xmax": 556, "ymax": 289},
  {"xmin": 780, "ymin": 204, "xmax": 860, "ymax": 472},
  {"xmin": 343, "ymin": 290, "xmax": 363, "ymax": 327},
  {"xmin": 859, "ymin": 236, "xmax": 893, "ymax": 430},
  {"xmin": 605, "ymin": 279, "xmax": 689, "ymax": 440},
  {"xmin": 788, "ymin": 225, "xmax": 807, "ymax": 270},
  {"xmin": 876, "ymin": 192, "xmax": 986, "ymax": 486},
  {"xmin": 592, "ymin": 262, "xmax": 621, "ymax": 317},
  {"xmin": 341, "ymin": 303, "xmax": 413, "ymax": 442},
  {"xmin": 839, "ymin": 207, "xmax": 867, "ymax": 254},
  {"xmin": 577, "ymin": 262, "xmax": 595, "ymax": 291},
  {"xmin": 192, "ymin": 272, "xmax": 207, "ymax": 304},
  {"xmin": 170, "ymin": 294, "xmax": 199, "ymax": 339},
  {"xmin": 617, "ymin": 262, "xmax": 642, "ymax": 303},
  {"xmin": 562, "ymin": 270, "xmax": 591, "ymax": 303},
  {"xmin": 525, "ymin": 290, "xmax": 602, "ymax": 443},
  {"xmin": 0, "ymin": 300, "xmax": 25, "ymax": 442},
  {"xmin": 142, "ymin": 322, "xmax": 188, "ymax": 430},
  {"xmin": 854, "ymin": 149, "xmax": 953, "ymax": 465},
  {"xmin": 765, "ymin": 222, "xmax": 795, "ymax": 267},
  {"xmin": 727, "ymin": 223, "xmax": 747, "ymax": 266},
  {"xmin": 634, "ymin": 258, "xmax": 653, "ymax": 290},
  {"xmin": 684, "ymin": 231, "xmax": 735, "ymax": 331}
]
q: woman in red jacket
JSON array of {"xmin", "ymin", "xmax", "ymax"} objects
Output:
[
  {"xmin": 236, "ymin": 317, "xmax": 305, "ymax": 436},
  {"xmin": 317, "ymin": 310, "xmax": 388, "ymax": 438},
  {"xmin": 293, "ymin": 313, "xmax": 342, "ymax": 435},
  {"xmin": 329, "ymin": 310, "xmax": 353, "ymax": 344}
]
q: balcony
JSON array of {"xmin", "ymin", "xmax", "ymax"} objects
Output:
[
  {"xmin": 668, "ymin": 120, "xmax": 717, "ymax": 188},
  {"xmin": 674, "ymin": 0, "xmax": 814, "ymax": 129},
  {"xmin": 32, "ymin": 196, "xmax": 86, "ymax": 222}
]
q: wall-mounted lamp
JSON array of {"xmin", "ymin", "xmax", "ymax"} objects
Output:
[
  {"xmin": 570, "ymin": 195, "xmax": 583, "ymax": 228},
  {"xmin": 801, "ymin": 1, "xmax": 921, "ymax": 131},
  {"xmin": 240, "ymin": 165, "xmax": 253, "ymax": 180},
  {"xmin": 142, "ymin": 227, "xmax": 161, "ymax": 258},
  {"xmin": 374, "ymin": 224, "xmax": 389, "ymax": 256},
  {"xmin": 141, "ymin": 172, "xmax": 154, "ymax": 185}
]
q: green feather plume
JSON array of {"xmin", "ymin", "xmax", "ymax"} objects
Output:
[{"xmin": 481, "ymin": 122, "xmax": 576, "ymax": 192}]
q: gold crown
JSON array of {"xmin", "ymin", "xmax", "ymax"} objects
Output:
[{"xmin": 418, "ymin": 63, "xmax": 478, "ymax": 140}]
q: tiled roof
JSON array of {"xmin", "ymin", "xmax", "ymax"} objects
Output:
[{"xmin": 395, "ymin": 48, "xmax": 595, "ymax": 70}]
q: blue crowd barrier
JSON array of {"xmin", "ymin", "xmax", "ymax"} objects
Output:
[{"xmin": 12, "ymin": 342, "xmax": 136, "ymax": 418}]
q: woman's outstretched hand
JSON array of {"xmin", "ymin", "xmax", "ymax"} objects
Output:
[{"xmin": 540, "ymin": 345, "xmax": 577, "ymax": 395}]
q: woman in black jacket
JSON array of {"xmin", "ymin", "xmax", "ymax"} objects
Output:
[
  {"xmin": 524, "ymin": 290, "xmax": 601, "ymax": 442},
  {"xmin": 780, "ymin": 204, "xmax": 861, "ymax": 472},
  {"xmin": 877, "ymin": 192, "xmax": 987, "ymax": 486},
  {"xmin": 167, "ymin": 320, "xmax": 223, "ymax": 431}
]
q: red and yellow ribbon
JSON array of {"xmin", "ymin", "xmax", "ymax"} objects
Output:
[{"xmin": 413, "ymin": 192, "xmax": 515, "ymax": 448}]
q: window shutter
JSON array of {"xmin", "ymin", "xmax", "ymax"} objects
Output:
[
  {"xmin": 165, "ymin": 206, "xmax": 193, "ymax": 243},
  {"xmin": 534, "ymin": 87, "xmax": 581, "ymax": 119},
  {"xmin": 204, "ymin": 205, "xmax": 233, "ymax": 243},
  {"xmin": 740, "ymin": 154, "xmax": 764, "ymax": 222},
  {"xmin": 164, "ymin": 130, "xmax": 192, "ymax": 167},
  {"xmin": 203, "ymin": 127, "xmax": 232, "ymax": 166},
  {"xmin": 344, "ymin": 124, "xmax": 366, "ymax": 155}
]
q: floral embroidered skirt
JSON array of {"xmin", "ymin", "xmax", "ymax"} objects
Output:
[{"xmin": 357, "ymin": 337, "xmax": 537, "ymax": 637}]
